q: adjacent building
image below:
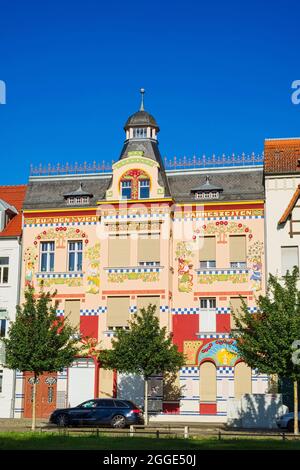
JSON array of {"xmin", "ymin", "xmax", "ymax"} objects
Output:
[
  {"xmin": 15, "ymin": 97, "xmax": 269, "ymax": 421},
  {"xmin": 0, "ymin": 185, "xmax": 27, "ymax": 418}
]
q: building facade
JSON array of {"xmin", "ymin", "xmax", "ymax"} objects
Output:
[
  {"xmin": 0, "ymin": 185, "xmax": 27, "ymax": 418},
  {"xmin": 16, "ymin": 99, "xmax": 269, "ymax": 421}
]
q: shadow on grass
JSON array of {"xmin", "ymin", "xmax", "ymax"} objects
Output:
[{"xmin": 0, "ymin": 433, "xmax": 300, "ymax": 450}]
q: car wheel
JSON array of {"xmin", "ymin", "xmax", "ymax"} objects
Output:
[
  {"xmin": 57, "ymin": 414, "xmax": 68, "ymax": 427},
  {"xmin": 111, "ymin": 415, "xmax": 126, "ymax": 429}
]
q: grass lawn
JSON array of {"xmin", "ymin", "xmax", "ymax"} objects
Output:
[{"xmin": 0, "ymin": 432, "xmax": 300, "ymax": 450}]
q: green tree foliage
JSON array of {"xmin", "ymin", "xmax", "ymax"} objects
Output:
[
  {"xmin": 3, "ymin": 286, "xmax": 80, "ymax": 429},
  {"xmin": 231, "ymin": 267, "xmax": 300, "ymax": 434},
  {"xmin": 101, "ymin": 304, "xmax": 185, "ymax": 424}
]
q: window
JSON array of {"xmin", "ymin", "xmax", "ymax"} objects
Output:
[
  {"xmin": 0, "ymin": 257, "xmax": 9, "ymax": 284},
  {"xmin": 230, "ymin": 297, "xmax": 247, "ymax": 330},
  {"xmin": 64, "ymin": 300, "xmax": 80, "ymax": 328},
  {"xmin": 67, "ymin": 196, "xmax": 90, "ymax": 205},
  {"xmin": 107, "ymin": 297, "xmax": 130, "ymax": 329},
  {"xmin": 96, "ymin": 399, "xmax": 115, "ymax": 408},
  {"xmin": 281, "ymin": 246, "xmax": 299, "ymax": 275},
  {"xmin": 133, "ymin": 128, "xmax": 147, "ymax": 138},
  {"xmin": 108, "ymin": 235, "xmax": 131, "ymax": 267},
  {"xmin": 81, "ymin": 400, "xmax": 97, "ymax": 408},
  {"xmin": 195, "ymin": 191, "xmax": 219, "ymax": 200},
  {"xmin": 139, "ymin": 180, "xmax": 150, "ymax": 199},
  {"xmin": 121, "ymin": 181, "xmax": 132, "ymax": 200},
  {"xmin": 229, "ymin": 236, "xmax": 246, "ymax": 268},
  {"xmin": 0, "ymin": 370, "xmax": 2, "ymax": 393},
  {"xmin": 68, "ymin": 241, "xmax": 83, "ymax": 272},
  {"xmin": 199, "ymin": 298, "xmax": 216, "ymax": 332},
  {"xmin": 199, "ymin": 237, "xmax": 216, "ymax": 269},
  {"xmin": 0, "ymin": 320, "xmax": 6, "ymax": 338},
  {"xmin": 137, "ymin": 296, "xmax": 160, "ymax": 316},
  {"xmin": 200, "ymin": 362, "xmax": 216, "ymax": 402},
  {"xmin": 138, "ymin": 234, "xmax": 160, "ymax": 265},
  {"xmin": 234, "ymin": 362, "xmax": 252, "ymax": 399},
  {"xmin": 40, "ymin": 242, "xmax": 55, "ymax": 272}
]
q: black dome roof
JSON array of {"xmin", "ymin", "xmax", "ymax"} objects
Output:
[{"xmin": 124, "ymin": 110, "xmax": 159, "ymax": 131}]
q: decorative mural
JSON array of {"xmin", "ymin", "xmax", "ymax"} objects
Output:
[
  {"xmin": 33, "ymin": 227, "xmax": 89, "ymax": 249},
  {"xmin": 85, "ymin": 243, "xmax": 100, "ymax": 294},
  {"xmin": 176, "ymin": 242, "xmax": 194, "ymax": 293},
  {"xmin": 197, "ymin": 271, "xmax": 248, "ymax": 284},
  {"xmin": 119, "ymin": 168, "xmax": 150, "ymax": 200},
  {"xmin": 248, "ymin": 241, "xmax": 264, "ymax": 292},
  {"xmin": 24, "ymin": 247, "xmax": 38, "ymax": 287},
  {"xmin": 183, "ymin": 340, "xmax": 203, "ymax": 365},
  {"xmin": 107, "ymin": 271, "xmax": 159, "ymax": 283},
  {"xmin": 80, "ymin": 337, "xmax": 101, "ymax": 357},
  {"xmin": 193, "ymin": 221, "xmax": 253, "ymax": 244},
  {"xmin": 198, "ymin": 339, "xmax": 239, "ymax": 366},
  {"xmin": 37, "ymin": 276, "xmax": 83, "ymax": 288}
]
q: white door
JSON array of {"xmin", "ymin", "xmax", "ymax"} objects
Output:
[{"xmin": 67, "ymin": 358, "xmax": 95, "ymax": 407}]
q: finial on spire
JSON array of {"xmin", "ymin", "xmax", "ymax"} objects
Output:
[{"xmin": 140, "ymin": 88, "xmax": 145, "ymax": 111}]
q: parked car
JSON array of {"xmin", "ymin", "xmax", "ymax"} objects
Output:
[
  {"xmin": 49, "ymin": 398, "xmax": 144, "ymax": 428},
  {"xmin": 276, "ymin": 412, "xmax": 300, "ymax": 432}
]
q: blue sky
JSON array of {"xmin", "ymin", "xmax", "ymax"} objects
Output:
[{"xmin": 0, "ymin": 0, "xmax": 299, "ymax": 184}]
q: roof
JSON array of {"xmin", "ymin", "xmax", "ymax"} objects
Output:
[
  {"xmin": 124, "ymin": 110, "xmax": 159, "ymax": 131},
  {"xmin": 167, "ymin": 170, "xmax": 264, "ymax": 202},
  {"xmin": 264, "ymin": 138, "xmax": 300, "ymax": 174},
  {"xmin": 23, "ymin": 178, "xmax": 110, "ymax": 210},
  {"xmin": 278, "ymin": 185, "xmax": 300, "ymax": 225},
  {"xmin": 0, "ymin": 185, "xmax": 27, "ymax": 237},
  {"xmin": 190, "ymin": 176, "xmax": 223, "ymax": 193},
  {"xmin": 63, "ymin": 182, "xmax": 93, "ymax": 198}
]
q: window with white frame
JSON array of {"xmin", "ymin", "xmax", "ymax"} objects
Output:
[
  {"xmin": 133, "ymin": 128, "xmax": 147, "ymax": 138},
  {"xmin": 40, "ymin": 242, "xmax": 55, "ymax": 272},
  {"xmin": 199, "ymin": 298, "xmax": 216, "ymax": 333},
  {"xmin": 0, "ymin": 257, "xmax": 9, "ymax": 284},
  {"xmin": 0, "ymin": 320, "xmax": 6, "ymax": 338},
  {"xmin": 139, "ymin": 179, "xmax": 150, "ymax": 199},
  {"xmin": 121, "ymin": 181, "xmax": 132, "ymax": 200},
  {"xmin": 68, "ymin": 241, "xmax": 83, "ymax": 272},
  {"xmin": 199, "ymin": 237, "xmax": 216, "ymax": 269},
  {"xmin": 67, "ymin": 196, "xmax": 90, "ymax": 205},
  {"xmin": 0, "ymin": 370, "xmax": 2, "ymax": 393}
]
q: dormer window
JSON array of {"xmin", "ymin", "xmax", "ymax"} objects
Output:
[
  {"xmin": 64, "ymin": 183, "xmax": 93, "ymax": 206},
  {"xmin": 191, "ymin": 176, "xmax": 223, "ymax": 201},
  {"xmin": 120, "ymin": 169, "xmax": 151, "ymax": 200},
  {"xmin": 139, "ymin": 179, "xmax": 150, "ymax": 199},
  {"xmin": 121, "ymin": 181, "xmax": 132, "ymax": 200},
  {"xmin": 133, "ymin": 128, "xmax": 147, "ymax": 138}
]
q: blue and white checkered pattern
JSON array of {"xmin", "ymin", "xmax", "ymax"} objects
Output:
[
  {"xmin": 130, "ymin": 305, "xmax": 137, "ymax": 313},
  {"xmin": 217, "ymin": 367, "xmax": 234, "ymax": 374},
  {"xmin": 174, "ymin": 215, "xmax": 263, "ymax": 222},
  {"xmin": 80, "ymin": 308, "xmax": 101, "ymax": 316},
  {"xmin": 56, "ymin": 309, "xmax": 64, "ymax": 317},
  {"xmin": 36, "ymin": 272, "xmax": 83, "ymax": 279},
  {"xmin": 106, "ymin": 267, "xmax": 161, "ymax": 273},
  {"xmin": 180, "ymin": 366, "xmax": 199, "ymax": 375},
  {"xmin": 103, "ymin": 213, "xmax": 167, "ymax": 221},
  {"xmin": 98, "ymin": 306, "xmax": 107, "ymax": 314},
  {"xmin": 160, "ymin": 305, "xmax": 169, "ymax": 312},
  {"xmin": 24, "ymin": 221, "xmax": 99, "ymax": 228},
  {"xmin": 104, "ymin": 331, "xmax": 116, "ymax": 338},
  {"xmin": 197, "ymin": 269, "xmax": 248, "ymax": 275},
  {"xmin": 216, "ymin": 307, "xmax": 230, "ymax": 314},
  {"xmin": 172, "ymin": 307, "xmax": 199, "ymax": 315},
  {"xmin": 248, "ymin": 306, "xmax": 258, "ymax": 313},
  {"xmin": 197, "ymin": 333, "xmax": 230, "ymax": 339}
]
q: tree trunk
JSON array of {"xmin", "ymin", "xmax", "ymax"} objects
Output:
[
  {"xmin": 294, "ymin": 379, "xmax": 299, "ymax": 435},
  {"xmin": 144, "ymin": 378, "xmax": 148, "ymax": 426},
  {"xmin": 31, "ymin": 374, "xmax": 37, "ymax": 432}
]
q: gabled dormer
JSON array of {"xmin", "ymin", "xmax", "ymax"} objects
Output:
[{"xmin": 0, "ymin": 199, "xmax": 18, "ymax": 232}]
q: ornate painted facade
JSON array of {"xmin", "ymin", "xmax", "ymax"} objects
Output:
[{"xmin": 15, "ymin": 94, "xmax": 269, "ymax": 421}]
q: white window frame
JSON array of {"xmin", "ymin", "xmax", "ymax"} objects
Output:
[
  {"xmin": 68, "ymin": 241, "xmax": 83, "ymax": 272},
  {"xmin": 0, "ymin": 257, "xmax": 9, "ymax": 284},
  {"xmin": 40, "ymin": 241, "xmax": 55, "ymax": 272},
  {"xmin": 199, "ymin": 298, "xmax": 216, "ymax": 333},
  {"xmin": 230, "ymin": 261, "xmax": 247, "ymax": 269},
  {"xmin": 133, "ymin": 128, "xmax": 147, "ymax": 138},
  {"xmin": 0, "ymin": 370, "xmax": 3, "ymax": 394},
  {"xmin": 121, "ymin": 180, "xmax": 132, "ymax": 200},
  {"xmin": 139, "ymin": 179, "xmax": 150, "ymax": 199},
  {"xmin": 200, "ymin": 260, "xmax": 216, "ymax": 269}
]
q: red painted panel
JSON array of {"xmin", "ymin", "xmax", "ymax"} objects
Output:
[
  {"xmin": 172, "ymin": 315, "xmax": 199, "ymax": 352},
  {"xmin": 163, "ymin": 403, "xmax": 180, "ymax": 414},
  {"xmin": 80, "ymin": 316, "xmax": 98, "ymax": 339},
  {"xmin": 216, "ymin": 314, "xmax": 231, "ymax": 333},
  {"xmin": 200, "ymin": 403, "xmax": 217, "ymax": 415}
]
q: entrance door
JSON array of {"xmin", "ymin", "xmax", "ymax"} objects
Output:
[
  {"xmin": 67, "ymin": 358, "xmax": 95, "ymax": 407},
  {"xmin": 23, "ymin": 372, "xmax": 57, "ymax": 418}
]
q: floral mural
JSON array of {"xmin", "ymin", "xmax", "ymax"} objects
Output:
[
  {"xmin": 193, "ymin": 221, "xmax": 253, "ymax": 244},
  {"xmin": 197, "ymin": 272, "xmax": 248, "ymax": 284},
  {"xmin": 85, "ymin": 242, "xmax": 100, "ymax": 294},
  {"xmin": 24, "ymin": 247, "xmax": 38, "ymax": 287},
  {"xmin": 108, "ymin": 271, "xmax": 159, "ymax": 283},
  {"xmin": 248, "ymin": 240, "xmax": 264, "ymax": 292},
  {"xmin": 176, "ymin": 241, "xmax": 194, "ymax": 293}
]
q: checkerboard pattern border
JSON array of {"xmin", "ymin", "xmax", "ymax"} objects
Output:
[
  {"xmin": 172, "ymin": 307, "xmax": 199, "ymax": 315},
  {"xmin": 36, "ymin": 272, "xmax": 84, "ymax": 279},
  {"xmin": 197, "ymin": 269, "xmax": 249, "ymax": 275},
  {"xmin": 106, "ymin": 267, "xmax": 161, "ymax": 274},
  {"xmin": 103, "ymin": 213, "xmax": 168, "ymax": 221},
  {"xmin": 197, "ymin": 333, "xmax": 230, "ymax": 339},
  {"xmin": 24, "ymin": 221, "xmax": 99, "ymax": 228},
  {"xmin": 174, "ymin": 215, "xmax": 263, "ymax": 222}
]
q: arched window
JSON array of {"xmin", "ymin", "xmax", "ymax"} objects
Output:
[
  {"xmin": 120, "ymin": 169, "xmax": 150, "ymax": 200},
  {"xmin": 199, "ymin": 362, "xmax": 216, "ymax": 402},
  {"xmin": 234, "ymin": 362, "xmax": 252, "ymax": 399}
]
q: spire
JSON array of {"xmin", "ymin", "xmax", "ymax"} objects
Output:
[{"xmin": 140, "ymin": 88, "xmax": 145, "ymax": 111}]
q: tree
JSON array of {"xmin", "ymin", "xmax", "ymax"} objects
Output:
[
  {"xmin": 231, "ymin": 267, "xmax": 300, "ymax": 435},
  {"xmin": 100, "ymin": 304, "xmax": 185, "ymax": 425},
  {"xmin": 3, "ymin": 286, "xmax": 81, "ymax": 430}
]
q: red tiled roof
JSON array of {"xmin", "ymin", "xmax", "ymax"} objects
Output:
[
  {"xmin": 264, "ymin": 138, "xmax": 300, "ymax": 174},
  {"xmin": 0, "ymin": 185, "xmax": 27, "ymax": 237},
  {"xmin": 278, "ymin": 185, "xmax": 300, "ymax": 225}
]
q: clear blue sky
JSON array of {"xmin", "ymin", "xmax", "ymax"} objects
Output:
[{"xmin": 0, "ymin": 0, "xmax": 299, "ymax": 184}]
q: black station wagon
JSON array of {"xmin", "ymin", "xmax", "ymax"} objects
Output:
[{"xmin": 49, "ymin": 398, "xmax": 144, "ymax": 428}]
